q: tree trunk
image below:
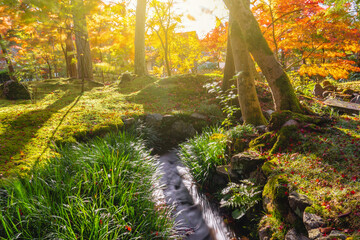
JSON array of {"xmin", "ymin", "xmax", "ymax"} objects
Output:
[
  {"xmin": 230, "ymin": 14, "xmax": 267, "ymax": 126},
  {"xmin": 72, "ymin": 0, "xmax": 93, "ymax": 80},
  {"xmin": 65, "ymin": 30, "xmax": 77, "ymax": 79},
  {"xmin": 0, "ymin": 34, "xmax": 17, "ymax": 81},
  {"xmin": 164, "ymin": 30, "xmax": 171, "ymax": 76},
  {"xmin": 134, "ymin": 0, "xmax": 147, "ymax": 76},
  {"xmin": 47, "ymin": 60, "xmax": 53, "ymax": 79},
  {"xmin": 222, "ymin": 16, "xmax": 235, "ymax": 92},
  {"xmin": 223, "ymin": 0, "xmax": 302, "ymax": 113}
]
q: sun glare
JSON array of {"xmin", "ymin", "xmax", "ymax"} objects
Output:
[
  {"xmin": 103, "ymin": 0, "xmax": 228, "ymax": 38},
  {"xmin": 174, "ymin": 0, "xmax": 228, "ymax": 37}
]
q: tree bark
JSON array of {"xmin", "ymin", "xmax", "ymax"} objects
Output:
[
  {"xmin": 230, "ymin": 14, "xmax": 267, "ymax": 126},
  {"xmin": 134, "ymin": 0, "xmax": 147, "ymax": 76},
  {"xmin": 46, "ymin": 59, "xmax": 53, "ymax": 79},
  {"xmin": 65, "ymin": 30, "xmax": 77, "ymax": 79},
  {"xmin": 222, "ymin": 16, "xmax": 235, "ymax": 92},
  {"xmin": 223, "ymin": 0, "xmax": 302, "ymax": 113},
  {"xmin": 72, "ymin": 0, "xmax": 93, "ymax": 80},
  {"xmin": 0, "ymin": 34, "xmax": 17, "ymax": 81}
]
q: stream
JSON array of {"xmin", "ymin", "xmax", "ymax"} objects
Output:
[{"xmin": 158, "ymin": 151, "xmax": 238, "ymax": 240}]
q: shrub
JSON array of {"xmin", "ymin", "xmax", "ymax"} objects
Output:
[
  {"xmin": 178, "ymin": 126, "xmax": 226, "ymax": 187},
  {"xmin": 3, "ymin": 80, "xmax": 31, "ymax": 100}
]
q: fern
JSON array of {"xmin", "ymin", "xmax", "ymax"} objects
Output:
[{"xmin": 220, "ymin": 180, "xmax": 262, "ymax": 219}]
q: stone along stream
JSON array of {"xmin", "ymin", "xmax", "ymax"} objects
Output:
[{"xmin": 158, "ymin": 151, "xmax": 237, "ymax": 240}]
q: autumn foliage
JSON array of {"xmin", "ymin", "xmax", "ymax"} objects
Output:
[{"xmin": 253, "ymin": 0, "xmax": 360, "ymax": 80}]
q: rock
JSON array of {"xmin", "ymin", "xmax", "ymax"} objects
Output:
[
  {"xmin": 0, "ymin": 83, "xmax": 4, "ymax": 98},
  {"xmin": 322, "ymin": 91, "xmax": 333, "ymax": 98},
  {"xmin": 285, "ymin": 228, "xmax": 310, "ymax": 240},
  {"xmin": 120, "ymin": 72, "xmax": 134, "ymax": 83},
  {"xmin": 215, "ymin": 165, "xmax": 238, "ymax": 181},
  {"xmin": 308, "ymin": 228, "xmax": 321, "ymax": 240},
  {"xmin": 0, "ymin": 70, "xmax": 11, "ymax": 84},
  {"xmin": 263, "ymin": 110, "xmax": 275, "ymax": 120},
  {"xmin": 145, "ymin": 113, "xmax": 163, "ymax": 127},
  {"xmin": 288, "ymin": 191, "xmax": 312, "ymax": 218},
  {"xmin": 256, "ymin": 125, "xmax": 267, "ymax": 134},
  {"xmin": 190, "ymin": 112, "xmax": 208, "ymax": 120},
  {"xmin": 259, "ymin": 225, "xmax": 271, "ymax": 240},
  {"xmin": 321, "ymin": 80, "xmax": 332, "ymax": 87},
  {"xmin": 342, "ymin": 88, "xmax": 354, "ymax": 95},
  {"xmin": 323, "ymin": 85, "xmax": 337, "ymax": 92},
  {"xmin": 3, "ymin": 80, "xmax": 31, "ymax": 100},
  {"xmin": 263, "ymin": 175, "xmax": 290, "ymax": 216},
  {"xmin": 328, "ymin": 230, "xmax": 347, "ymax": 240},
  {"xmin": 313, "ymin": 83, "xmax": 324, "ymax": 98},
  {"xmin": 172, "ymin": 120, "xmax": 196, "ymax": 137},
  {"xmin": 123, "ymin": 118, "xmax": 135, "ymax": 126},
  {"xmin": 261, "ymin": 159, "xmax": 277, "ymax": 177},
  {"xmin": 282, "ymin": 119, "xmax": 300, "ymax": 128},
  {"xmin": 230, "ymin": 153, "xmax": 265, "ymax": 177},
  {"xmin": 303, "ymin": 212, "xmax": 324, "ymax": 231},
  {"xmin": 336, "ymin": 93, "xmax": 353, "ymax": 101},
  {"xmin": 350, "ymin": 95, "xmax": 360, "ymax": 104},
  {"xmin": 162, "ymin": 114, "xmax": 175, "ymax": 124}
]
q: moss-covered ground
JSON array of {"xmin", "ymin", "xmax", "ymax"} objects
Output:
[
  {"xmin": 255, "ymin": 113, "xmax": 360, "ymax": 237},
  {"xmin": 0, "ymin": 75, "xmax": 220, "ymax": 177}
]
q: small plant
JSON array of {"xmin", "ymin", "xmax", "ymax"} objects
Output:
[
  {"xmin": 179, "ymin": 126, "xmax": 226, "ymax": 186},
  {"xmin": 204, "ymin": 81, "xmax": 241, "ymax": 127},
  {"xmin": 226, "ymin": 124, "xmax": 257, "ymax": 140},
  {"xmin": 220, "ymin": 180, "xmax": 262, "ymax": 219}
]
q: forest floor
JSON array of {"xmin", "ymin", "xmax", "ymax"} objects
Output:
[
  {"xmin": 0, "ymin": 75, "xmax": 359, "ymax": 238},
  {"xmin": 0, "ymin": 74, "xmax": 220, "ymax": 177}
]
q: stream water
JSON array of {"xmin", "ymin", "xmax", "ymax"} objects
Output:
[{"xmin": 157, "ymin": 151, "xmax": 238, "ymax": 240}]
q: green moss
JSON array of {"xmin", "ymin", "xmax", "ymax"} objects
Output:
[
  {"xmin": 274, "ymin": 74, "xmax": 302, "ymax": 113},
  {"xmin": 268, "ymin": 110, "xmax": 324, "ymax": 130},
  {"xmin": 249, "ymin": 132, "xmax": 276, "ymax": 151},
  {"xmin": 262, "ymin": 159, "xmax": 278, "ymax": 177},
  {"xmin": 270, "ymin": 125, "xmax": 299, "ymax": 154},
  {"xmin": 304, "ymin": 206, "xmax": 316, "ymax": 214},
  {"xmin": 263, "ymin": 174, "xmax": 290, "ymax": 217}
]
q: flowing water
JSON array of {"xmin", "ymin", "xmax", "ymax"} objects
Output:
[{"xmin": 157, "ymin": 151, "xmax": 238, "ymax": 240}]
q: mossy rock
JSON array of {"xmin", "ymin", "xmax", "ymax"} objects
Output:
[
  {"xmin": 249, "ymin": 132, "xmax": 277, "ymax": 151},
  {"xmin": 250, "ymin": 124, "xmax": 300, "ymax": 155},
  {"xmin": 268, "ymin": 110, "xmax": 322, "ymax": 131},
  {"xmin": 342, "ymin": 88, "xmax": 354, "ymax": 95},
  {"xmin": 269, "ymin": 125, "xmax": 299, "ymax": 154},
  {"xmin": 227, "ymin": 135, "xmax": 256, "ymax": 155},
  {"xmin": 0, "ymin": 83, "xmax": 4, "ymax": 99},
  {"xmin": 262, "ymin": 158, "xmax": 278, "ymax": 177},
  {"xmin": 321, "ymin": 80, "xmax": 333, "ymax": 88},
  {"xmin": 3, "ymin": 80, "xmax": 31, "ymax": 100},
  {"xmin": 263, "ymin": 174, "xmax": 290, "ymax": 217}
]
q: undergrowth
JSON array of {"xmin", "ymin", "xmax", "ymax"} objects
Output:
[
  {"xmin": 178, "ymin": 126, "xmax": 227, "ymax": 187},
  {"xmin": 0, "ymin": 132, "xmax": 174, "ymax": 239}
]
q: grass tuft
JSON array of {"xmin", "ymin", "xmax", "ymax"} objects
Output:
[
  {"xmin": 179, "ymin": 126, "xmax": 226, "ymax": 187},
  {"xmin": 0, "ymin": 131, "xmax": 174, "ymax": 239}
]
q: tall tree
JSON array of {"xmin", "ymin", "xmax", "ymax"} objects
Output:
[
  {"xmin": 222, "ymin": 22, "xmax": 235, "ymax": 91},
  {"xmin": 64, "ymin": 29, "xmax": 77, "ymax": 78},
  {"xmin": 229, "ymin": 6, "xmax": 267, "ymax": 125},
  {"xmin": 223, "ymin": 0, "xmax": 302, "ymax": 113},
  {"xmin": 134, "ymin": 0, "xmax": 147, "ymax": 76},
  {"xmin": 72, "ymin": 0, "xmax": 93, "ymax": 80},
  {"xmin": 0, "ymin": 34, "xmax": 16, "ymax": 81},
  {"xmin": 148, "ymin": 0, "xmax": 180, "ymax": 76}
]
